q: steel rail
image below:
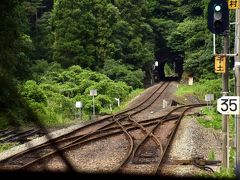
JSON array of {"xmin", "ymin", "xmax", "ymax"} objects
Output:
[
  {"xmin": 17, "ymin": 116, "xmax": 180, "ymax": 170},
  {"xmin": 115, "ymin": 114, "xmax": 164, "ymax": 173},
  {"xmin": 1, "ymin": 82, "xmax": 170, "ymax": 169},
  {"xmin": 131, "ymin": 103, "xmax": 206, "ymax": 159},
  {"xmin": 110, "ymin": 82, "xmax": 171, "ymax": 172},
  {"xmin": 153, "ymin": 105, "xmax": 203, "ymax": 175},
  {"xmin": 2, "ymin": 116, "xmax": 174, "ymax": 169},
  {"xmin": 128, "ymin": 115, "xmax": 163, "ymax": 153},
  {"xmin": 0, "ymin": 82, "xmax": 167, "ymax": 164},
  {"xmin": 111, "ymin": 115, "xmax": 134, "ymax": 173},
  {"xmin": 113, "ymin": 104, "xmax": 205, "ymax": 173}
]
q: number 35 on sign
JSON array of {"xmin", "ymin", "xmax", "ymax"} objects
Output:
[{"xmin": 217, "ymin": 96, "xmax": 240, "ymax": 115}]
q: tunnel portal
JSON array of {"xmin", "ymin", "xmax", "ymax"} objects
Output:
[{"xmin": 153, "ymin": 59, "xmax": 183, "ymax": 82}]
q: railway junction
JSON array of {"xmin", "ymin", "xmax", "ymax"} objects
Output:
[{"xmin": 0, "ymin": 81, "xmax": 222, "ymax": 177}]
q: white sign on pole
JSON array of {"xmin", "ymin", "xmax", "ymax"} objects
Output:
[
  {"xmin": 155, "ymin": 61, "xmax": 159, "ymax": 67},
  {"xmin": 188, "ymin": 77, "xmax": 193, "ymax": 85},
  {"xmin": 75, "ymin": 101, "xmax": 82, "ymax": 108},
  {"xmin": 205, "ymin": 94, "xmax": 214, "ymax": 102},
  {"xmin": 90, "ymin": 89, "xmax": 97, "ymax": 96},
  {"xmin": 217, "ymin": 96, "xmax": 240, "ymax": 115}
]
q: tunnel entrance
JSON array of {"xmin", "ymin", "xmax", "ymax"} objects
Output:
[{"xmin": 153, "ymin": 59, "xmax": 183, "ymax": 82}]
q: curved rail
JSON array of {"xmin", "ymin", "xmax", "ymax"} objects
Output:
[
  {"xmin": 112, "ymin": 103, "xmax": 206, "ymax": 174},
  {"xmin": 1, "ymin": 81, "xmax": 171, "ymax": 170},
  {"xmin": 18, "ymin": 115, "xmax": 180, "ymax": 170},
  {"xmin": 153, "ymin": 104, "xmax": 205, "ymax": 175},
  {"xmin": 0, "ymin": 82, "xmax": 168, "ymax": 164}
]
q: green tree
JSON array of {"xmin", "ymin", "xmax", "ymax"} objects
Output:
[
  {"xmin": 32, "ymin": 12, "xmax": 54, "ymax": 61},
  {"xmin": 102, "ymin": 60, "xmax": 144, "ymax": 88},
  {"xmin": 52, "ymin": 0, "xmax": 154, "ymax": 82},
  {"xmin": 52, "ymin": 0, "xmax": 118, "ymax": 69}
]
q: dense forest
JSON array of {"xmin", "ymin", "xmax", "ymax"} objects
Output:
[{"xmin": 0, "ymin": 0, "xmax": 226, "ymax": 128}]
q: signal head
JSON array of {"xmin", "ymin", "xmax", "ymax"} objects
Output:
[{"xmin": 207, "ymin": 0, "xmax": 229, "ymax": 34}]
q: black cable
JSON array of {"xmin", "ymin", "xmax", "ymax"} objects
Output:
[{"xmin": 192, "ymin": 160, "xmax": 215, "ymax": 173}]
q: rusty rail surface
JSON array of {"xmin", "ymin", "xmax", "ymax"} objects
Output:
[{"xmin": 0, "ymin": 81, "xmax": 173, "ymax": 171}]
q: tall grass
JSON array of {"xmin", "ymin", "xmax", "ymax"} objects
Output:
[{"xmin": 176, "ymin": 79, "xmax": 222, "ymax": 100}]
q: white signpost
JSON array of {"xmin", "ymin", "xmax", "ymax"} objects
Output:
[
  {"xmin": 75, "ymin": 101, "xmax": 82, "ymax": 108},
  {"xmin": 114, "ymin": 98, "xmax": 120, "ymax": 107},
  {"xmin": 90, "ymin": 89, "xmax": 97, "ymax": 96},
  {"xmin": 188, "ymin": 77, "xmax": 194, "ymax": 85},
  {"xmin": 217, "ymin": 96, "xmax": 240, "ymax": 115},
  {"xmin": 75, "ymin": 101, "xmax": 82, "ymax": 120},
  {"xmin": 205, "ymin": 94, "xmax": 214, "ymax": 102},
  {"xmin": 205, "ymin": 94, "xmax": 214, "ymax": 108},
  {"xmin": 90, "ymin": 89, "xmax": 97, "ymax": 119}
]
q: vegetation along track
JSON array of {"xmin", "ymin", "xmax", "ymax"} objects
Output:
[{"xmin": 0, "ymin": 81, "xmax": 206, "ymax": 174}]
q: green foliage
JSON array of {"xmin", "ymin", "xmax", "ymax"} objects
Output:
[
  {"xmin": 197, "ymin": 107, "xmax": 222, "ymax": 130},
  {"xmin": 101, "ymin": 60, "xmax": 144, "ymax": 88},
  {"xmin": 176, "ymin": 79, "xmax": 222, "ymax": 100},
  {"xmin": 52, "ymin": 0, "xmax": 154, "ymax": 78},
  {"xmin": 167, "ymin": 17, "xmax": 214, "ymax": 78},
  {"xmin": 0, "ymin": 143, "xmax": 16, "ymax": 153},
  {"xmin": 164, "ymin": 63, "xmax": 174, "ymax": 76},
  {"xmin": 53, "ymin": 0, "xmax": 116, "ymax": 69},
  {"xmin": 18, "ymin": 63, "xmax": 134, "ymax": 126},
  {"xmin": 1, "ymin": 0, "xmax": 236, "ymax": 131},
  {"xmin": 149, "ymin": 0, "xmax": 218, "ymax": 79},
  {"xmin": 212, "ymin": 167, "xmax": 236, "ymax": 179},
  {"xmin": 208, "ymin": 149, "xmax": 216, "ymax": 161},
  {"xmin": 0, "ymin": 0, "xmax": 32, "ymax": 79},
  {"xmin": 32, "ymin": 12, "xmax": 54, "ymax": 61}
]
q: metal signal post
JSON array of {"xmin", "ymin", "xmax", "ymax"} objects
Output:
[
  {"xmin": 235, "ymin": 7, "xmax": 240, "ymax": 176},
  {"xmin": 208, "ymin": 0, "xmax": 240, "ymax": 173},
  {"xmin": 222, "ymin": 31, "xmax": 230, "ymax": 168},
  {"xmin": 208, "ymin": 0, "xmax": 230, "ymax": 168}
]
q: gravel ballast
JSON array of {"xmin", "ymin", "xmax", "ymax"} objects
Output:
[
  {"xmin": 161, "ymin": 114, "xmax": 222, "ymax": 176},
  {"xmin": 0, "ymin": 82, "xmax": 223, "ymax": 177}
]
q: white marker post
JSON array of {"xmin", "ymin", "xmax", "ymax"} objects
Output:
[
  {"xmin": 188, "ymin": 77, "xmax": 194, "ymax": 86},
  {"xmin": 90, "ymin": 89, "xmax": 97, "ymax": 119},
  {"xmin": 115, "ymin": 98, "xmax": 120, "ymax": 107},
  {"xmin": 75, "ymin": 101, "xmax": 83, "ymax": 120},
  {"xmin": 205, "ymin": 94, "xmax": 214, "ymax": 108}
]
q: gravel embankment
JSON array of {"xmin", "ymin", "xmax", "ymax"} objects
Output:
[{"xmin": 161, "ymin": 114, "xmax": 222, "ymax": 177}]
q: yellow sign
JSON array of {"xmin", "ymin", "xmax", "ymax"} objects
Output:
[
  {"xmin": 215, "ymin": 55, "xmax": 226, "ymax": 73},
  {"xmin": 228, "ymin": 0, "xmax": 240, "ymax": 9}
]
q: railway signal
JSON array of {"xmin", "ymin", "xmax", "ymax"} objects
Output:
[
  {"xmin": 207, "ymin": 0, "xmax": 231, "ymax": 169},
  {"xmin": 208, "ymin": 0, "xmax": 229, "ymax": 34}
]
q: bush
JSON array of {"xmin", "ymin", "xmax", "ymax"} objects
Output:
[
  {"xmin": 101, "ymin": 60, "xmax": 145, "ymax": 89},
  {"xmin": 176, "ymin": 79, "xmax": 222, "ymax": 100},
  {"xmin": 18, "ymin": 64, "xmax": 135, "ymax": 126}
]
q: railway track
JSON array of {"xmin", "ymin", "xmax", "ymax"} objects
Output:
[{"xmin": 0, "ymin": 81, "xmax": 206, "ymax": 175}]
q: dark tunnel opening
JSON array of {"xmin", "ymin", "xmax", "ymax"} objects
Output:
[{"xmin": 153, "ymin": 59, "xmax": 183, "ymax": 82}]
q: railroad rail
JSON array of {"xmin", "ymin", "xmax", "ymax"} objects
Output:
[
  {"xmin": 0, "ymin": 128, "xmax": 45, "ymax": 144},
  {"xmin": 0, "ymin": 81, "xmax": 206, "ymax": 175}
]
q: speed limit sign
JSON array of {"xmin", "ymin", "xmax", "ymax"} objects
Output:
[{"xmin": 217, "ymin": 96, "xmax": 240, "ymax": 115}]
